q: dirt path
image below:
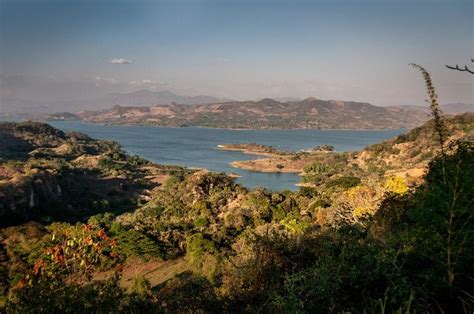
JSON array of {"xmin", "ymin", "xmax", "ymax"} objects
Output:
[{"xmin": 95, "ymin": 257, "xmax": 189, "ymax": 289}]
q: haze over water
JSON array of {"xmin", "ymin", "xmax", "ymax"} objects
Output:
[{"xmin": 50, "ymin": 121, "xmax": 404, "ymax": 190}]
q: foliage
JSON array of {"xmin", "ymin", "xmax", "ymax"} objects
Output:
[
  {"xmin": 185, "ymin": 233, "xmax": 219, "ymax": 279},
  {"xmin": 404, "ymin": 143, "xmax": 474, "ymax": 307},
  {"xmin": 109, "ymin": 223, "xmax": 164, "ymax": 259},
  {"xmin": 30, "ymin": 223, "xmax": 121, "ymax": 281},
  {"xmin": 280, "ymin": 215, "xmax": 309, "ymax": 234},
  {"xmin": 1, "ymin": 117, "xmax": 473, "ymax": 312},
  {"xmin": 6, "ymin": 223, "xmax": 124, "ymax": 311},
  {"xmin": 384, "ymin": 176, "xmax": 409, "ymax": 195},
  {"xmin": 326, "ymin": 176, "xmax": 361, "ymax": 189},
  {"xmin": 194, "ymin": 216, "xmax": 209, "ymax": 227},
  {"xmin": 410, "ymin": 63, "xmax": 447, "ymax": 153}
]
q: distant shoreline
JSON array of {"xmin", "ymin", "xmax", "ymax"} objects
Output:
[
  {"xmin": 47, "ymin": 119, "xmax": 407, "ymax": 132},
  {"xmin": 230, "ymin": 160, "xmax": 303, "ymax": 174},
  {"xmin": 216, "ymin": 144, "xmax": 291, "ymax": 158}
]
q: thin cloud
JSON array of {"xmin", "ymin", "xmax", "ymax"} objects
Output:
[
  {"xmin": 110, "ymin": 58, "xmax": 132, "ymax": 64},
  {"xmin": 217, "ymin": 57, "xmax": 230, "ymax": 64},
  {"xmin": 129, "ymin": 79, "xmax": 157, "ymax": 86},
  {"xmin": 95, "ymin": 76, "xmax": 119, "ymax": 86},
  {"xmin": 128, "ymin": 79, "xmax": 168, "ymax": 91}
]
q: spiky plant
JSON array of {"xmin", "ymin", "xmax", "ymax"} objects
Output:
[
  {"xmin": 409, "ymin": 63, "xmax": 447, "ymax": 155},
  {"xmin": 409, "ymin": 64, "xmax": 474, "ymax": 300}
]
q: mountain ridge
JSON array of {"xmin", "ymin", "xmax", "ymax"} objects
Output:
[
  {"xmin": 389, "ymin": 103, "xmax": 474, "ymax": 114},
  {"xmin": 48, "ymin": 97, "xmax": 432, "ymax": 129},
  {"xmin": 0, "ymin": 89, "xmax": 233, "ymax": 113}
]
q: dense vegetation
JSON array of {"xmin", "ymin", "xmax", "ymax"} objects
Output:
[{"xmin": 1, "ymin": 114, "xmax": 473, "ymax": 311}]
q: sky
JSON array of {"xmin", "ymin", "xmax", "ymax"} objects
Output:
[{"xmin": 0, "ymin": 0, "xmax": 473, "ymax": 109}]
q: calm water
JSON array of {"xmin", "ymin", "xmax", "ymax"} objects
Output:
[{"xmin": 50, "ymin": 121, "xmax": 405, "ymax": 191}]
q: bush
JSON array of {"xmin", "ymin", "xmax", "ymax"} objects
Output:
[
  {"xmin": 110, "ymin": 223, "xmax": 164, "ymax": 259},
  {"xmin": 185, "ymin": 233, "xmax": 219, "ymax": 278},
  {"xmin": 327, "ymin": 176, "xmax": 361, "ymax": 189},
  {"xmin": 281, "ymin": 215, "xmax": 309, "ymax": 234},
  {"xmin": 91, "ymin": 199, "xmax": 110, "ymax": 213},
  {"xmin": 97, "ymin": 157, "xmax": 126, "ymax": 172},
  {"xmin": 384, "ymin": 176, "xmax": 408, "ymax": 195},
  {"xmin": 194, "ymin": 216, "xmax": 208, "ymax": 227}
]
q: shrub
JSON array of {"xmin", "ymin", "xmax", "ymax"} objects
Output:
[
  {"xmin": 110, "ymin": 223, "xmax": 164, "ymax": 259},
  {"xmin": 194, "ymin": 216, "xmax": 208, "ymax": 227},
  {"xmin": 186, "ymin": 234, "xmax": 216, "ymax": 262},
  {"xmin": 327, "ymin": 176, "xmax": 361, "ymax": 189},
  {"xmin": 281, "ymin": 215, "xmax": 309, "ymax": 234},
  {"xmin": 91, "ymin": 199, "xmax": 110, "ymax": 213},
  {"xmin": 384, "ymin": 176, "xmax": 408, "ymax": 196},
  {"xmin": 185, "ymin": 234, "xmax": 219, "ymax": 279},
  {"xmin": 97, "ymin": 157, "xmax": 125, "ymax": 172}
]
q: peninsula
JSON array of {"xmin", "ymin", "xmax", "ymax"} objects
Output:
[
  {"xmin": 225, "ymin": 114, "xmax": 474, "ymax": 183},
  {"xmin": 217, "ymin": 143, "xmax": 293, "ymax": 157}
]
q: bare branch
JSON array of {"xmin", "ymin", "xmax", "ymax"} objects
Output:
[{"xmin": 445, "ymin": 59, "xmax": 474, "ymax": 74}]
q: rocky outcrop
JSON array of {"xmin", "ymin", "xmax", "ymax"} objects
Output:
[{"xmin": 0, "ymin": 172, "xmax": 64, "ymax": 226}]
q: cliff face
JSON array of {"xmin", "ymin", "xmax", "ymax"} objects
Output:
[{"xmin": 0, "ymin": 172, "xmax": 63, "ymax": 226}]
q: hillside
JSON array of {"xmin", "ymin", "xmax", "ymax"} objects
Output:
[
  {"xmin": 52, "ymin": 97, "xmax": 431, "ymax": 129},
  {"xmin": 390, "ymin": 103, "xmax": 474, "ymax": 115},
  {"xmin": 0, "ymin": 122, "xmax": 186, "ymax": 225},
  {"xmin": 441, "ymin": 103, "xmax": 474, "ymax": 114},
  {"xmin": 0, "ymin": 119, "xmax": 473, "ymax": 312}
]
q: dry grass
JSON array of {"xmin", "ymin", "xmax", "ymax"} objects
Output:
[{"xmin": 94, "ymin": 257, "xmax": 189, "ymax": 289}]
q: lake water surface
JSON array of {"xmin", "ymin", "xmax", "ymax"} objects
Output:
[{"xmin": 50, "ymin": 121, "xmax": 405, "ymax": 191}]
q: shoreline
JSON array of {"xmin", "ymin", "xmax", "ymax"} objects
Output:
[
  {"xmin": 216, "ymin": 144, "xmax": 291, "ymax": 158},
  {"xmin": 47, "ymin": 119, "xmax": 407, "ymax": 132},
  {"xmin": 230, "ymin": 160, "xmax": 304, "ymax": 174}
]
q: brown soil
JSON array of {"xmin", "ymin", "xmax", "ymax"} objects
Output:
[
  {"xmin": 94, "ymin": 257, "xmax": 189, "ymax": 289},
  {"xmin": 230, "ymin": 154, "xmax": 324, "ymax": 173}
]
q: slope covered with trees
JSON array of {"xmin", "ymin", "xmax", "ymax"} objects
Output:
[{"xmin": 0, "ymin": 114, "xmax": 472, "ymax": 312}]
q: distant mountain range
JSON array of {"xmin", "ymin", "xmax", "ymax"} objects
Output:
[
  {"xmin": 391, "ymin": 103, "xmax": 474, "ymax": 115},
  {"xmin": 0, "ymin": 90, "xmax": 232, "ymax": 113},
  {"xmin": 268, "ymin": 97, "xmax": 302, "ymax": 102},
  {"xmin": 48, "ymin": 97, "xmax": 438, "ymax": 129},
  {"xmin": 91, "ymin": 90, "xmax": 232, "ymax": 107},
  {"xmin": 4, "ymin": 88, "xmax": 472, "ymax": 129}
]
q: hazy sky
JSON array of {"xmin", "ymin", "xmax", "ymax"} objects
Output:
[{"xmin": 1, "ymin": 0, "xmax": 473, "ymax": 107}]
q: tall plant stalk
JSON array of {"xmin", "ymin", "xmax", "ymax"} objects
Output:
[
  {"xmin": 409, "ymin": 63, "xmax": 447, "ymax": 155},
  {"xmin": 410, "ymin": 63, "xmax": 455, "ymax": 294}
]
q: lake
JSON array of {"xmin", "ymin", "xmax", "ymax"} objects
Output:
[{"xmin": 50, "ymin": 121, "xmax": 405, "ymax": 191}]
